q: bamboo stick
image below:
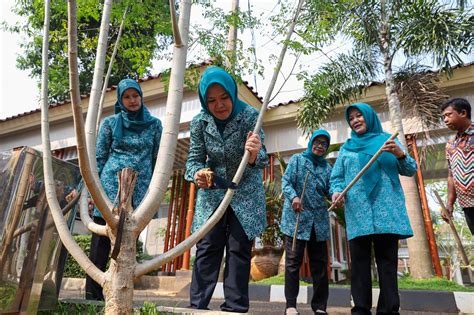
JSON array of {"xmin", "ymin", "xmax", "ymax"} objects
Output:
[
  {"xmin": 292, "ymin": 171, "xmax": 310, "ymax": 251},
  {"xmin": 433, "ymin": 190, "xmax": 472, "ymax": 270}
]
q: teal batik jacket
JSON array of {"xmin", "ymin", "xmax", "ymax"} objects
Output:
[
  {"xmin": 93, "ymin": 115, "xmax": 162, "ymax": 217},
  {"xmin": 280, "ymin": 154, "xmax": 332, "ymax": 241},
  {"xmin": 329, "ymin": 146, "xmax": 416, "ymax": 241},
  {"xmin": 184, "ymin": 105, "xmax": 268, "ymax": 240}
]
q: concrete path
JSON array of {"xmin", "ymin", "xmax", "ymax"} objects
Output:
[{"xmin": 59, "ymin": 290, "xmax": 464, "ymax": 315}]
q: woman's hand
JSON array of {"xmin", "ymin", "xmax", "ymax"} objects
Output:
[
  {"xmin": 195, "ymin": 169, "xmax": 212, "ymax": 188},
  {"xmin": 246, "ymin": 131, "xmax": 262, "ymax": 165},
  {"xmin": 88, "ymin": 197, "xmax": 94, "ymax": 216},
  {"xmin": 381, "ymin": 139, "xmax": 405, "ymax": 159},
  {"xmin": 292, "ymin": 197, "xmax": 302, "ymax": 213},
  {"xmin": 332, "ymin": 192, "xmax": 345, "ymax": 207}
]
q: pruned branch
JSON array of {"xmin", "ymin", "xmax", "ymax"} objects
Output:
[{"xmin": 170, "ymin": 0, "xmax": 183, "ymax": 47}]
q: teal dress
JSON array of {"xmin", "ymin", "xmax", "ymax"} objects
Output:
[
  {"xmin": 329, "ymin": 102, "xmax": 415, "ymax": 240},
  {"xmin": 94, "ymin": 116, "xmax": 162, "ymax": 216},
  {"xmin": 280, "ymin": 154, "xmax": 332, "ymax": 241},
  {"xmin": 184, "ymin": 104, "xmax": 268, "ymax": 240},
  {"xmin": 329, "ymin": 147, "xmax": 416, "ymax": 240}
]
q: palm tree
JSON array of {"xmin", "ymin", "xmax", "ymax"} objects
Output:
[{"xmin": 297, "ymin": 0, "xmax": 473, "ymax": 278}]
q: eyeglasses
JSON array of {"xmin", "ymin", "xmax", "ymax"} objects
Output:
[{"xmin": 313, "ymin": 140, "xmax": 329, "ymax": 148}]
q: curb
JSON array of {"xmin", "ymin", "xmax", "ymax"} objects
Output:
[
  {"xmin": 59, "ymin": 279, "xmax": 474, "ymax": 314},
  {"xmin": 211, "ymin": 284, "xmax": 474, "ymax": 314}
]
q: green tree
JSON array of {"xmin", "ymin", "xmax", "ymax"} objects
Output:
[
  {"xmin": 189, "ymin": 0, "xmax": 264, "ymax": 84},
  {"xmin": 5, "ymin": 0, "xmax": 172, "ymax": 102},
  {"xmin": 293, "ymin": 0, "xmax": 473, "ymax": 278}
]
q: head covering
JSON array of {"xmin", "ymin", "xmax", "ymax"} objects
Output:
[
  {"xmin": 302, "ymin": 129, "xmax": 331, "ymax": 166},
  {"xmin": 342, "ymin": 102, "xmax": 400, "ymax": 200},
  {"xmin": 198, "ymin": 67, "xmax": 246, "ymax": 134},
  {"xmin": 113, "ymin": 79, "xmax": 155, "ymax": 141}
]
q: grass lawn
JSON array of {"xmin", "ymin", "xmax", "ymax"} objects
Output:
[{"xmin": 253, "ymin": 274, "xmax": 474, "ymax": 292}]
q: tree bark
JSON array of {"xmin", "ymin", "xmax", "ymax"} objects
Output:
[
  {"xmin": 380, "ymin": 13, "xmax": 433, "ymax": 278},
  {"xmin": 103, "ymin": 169, "xmax": 137, "ymax": 315}
]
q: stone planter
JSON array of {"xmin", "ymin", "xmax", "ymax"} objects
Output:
[{"xmin": 250, "ymin": 247, "xmax": 284, "ymax": 281}]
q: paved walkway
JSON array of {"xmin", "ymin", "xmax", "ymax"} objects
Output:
[{"xmin": 59, "ymin": 290, "xmax": 462, "ymax": 315}]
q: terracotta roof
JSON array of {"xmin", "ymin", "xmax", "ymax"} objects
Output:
[{"xmin": 0, "ymin": 60, "xmax": 263, "ymax": 122}]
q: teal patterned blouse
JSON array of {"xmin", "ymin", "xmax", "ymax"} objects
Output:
[
  {"xmin": 329, "ymin": 146, "xmax": 416, "ymax": 241},
  {"xmin": 93, "ymin": 115, "xmax": 162, "ymax": 217},
  {"xmin": 280, "ymin": 154, "xmax": 332, "ymax": 241},
  {"xmin": 184, "ymin": 105, "xmax": 268, "ymax": 240}
]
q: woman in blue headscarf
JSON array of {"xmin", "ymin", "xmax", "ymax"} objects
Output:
[
  {"xmin": 330, "ymin": 103, "xmax": 416, "ymax": 315},
  {"xmin": 85, "ymin": 79, "xmax": 162, "ymax": 301},
  {"xmin": 280, "ymin": 129, "xmax": 332, "ymax": 315},
  {"xmin": 184, "ymin": 66, "xmax": 268, "ymax": 313}
]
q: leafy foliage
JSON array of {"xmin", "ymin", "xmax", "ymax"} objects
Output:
[
  {"xmin": 63, "ymin": 235, "xmax": 92, "ymax": 278},
  {"xmin": 297, "ymin": 49, "xmax": 379, "ymax": 133},
  {"xmin": 63, "ymin": 235, "xmax": 153, "ymax": 278},
  {"xmin": 190, "ymin": 1, "xmax": 264, "ymax": 84},
  {"xmin": 294, "ymin": 0, "xmax": 473, "ymax": 133},
  {"xmin": 5, "ymin": 0, "xmax": 172, "ymax": 102},
  {"xmin": 260, "ymin": 153, "xmax": 287, "ymax": 248}
]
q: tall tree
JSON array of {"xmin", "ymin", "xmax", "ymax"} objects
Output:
[
  {"xmin": 296, "ymin": 0, "xmax": 473, "ymax": 278},
  {"xmin": 6, "ymin": 0, "xmax": 172, "ymax": 102}
]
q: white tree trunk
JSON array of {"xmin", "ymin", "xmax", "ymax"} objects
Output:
[
  {"xmin": 135, "ymin": 0, "xmax": 306, "ymax": 277},
  {"xmin": 68, "ymin": 0, "xmax": 115, "ymax": 226},
  {"xmin": 42, "ymin": 0, "xmax": 106, "ymax": 287},
  {"xmin": 133, "ymin": 0, "xmax": 192, "ymax": 231},
  {"xmin": 225, "ymin": 0, "xmax": 239, "ymax": 69},
  {"xmin": 381, "ymin": 43, "xmax": 433, "ymax": 278}
]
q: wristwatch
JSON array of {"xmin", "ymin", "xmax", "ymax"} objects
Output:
[{"xmin": 397, "ymin": 152, "xmax": 407, "ymax": 160}]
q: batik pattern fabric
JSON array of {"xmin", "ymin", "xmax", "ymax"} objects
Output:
[
  {"xmin": 184, "ymin": 105, "xmax": 268, "ymax": 240},
  {"xmin": 93, "ymin": 115, "xmax": 162, "ymax": 217},
  {"xmin": 280, "ymin": 154, "xmax": 332, "ymax": 241},
  {"xmin": 330, "ymin": 148, "xmax": 416, "ymax": 241},
  {"xmin": 446, "ymin": 123, "xmax": 474, "ymax": 208}
]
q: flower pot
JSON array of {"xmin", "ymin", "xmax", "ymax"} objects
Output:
[{"xmin": 250, "ymin": 246, "xmax": 284, "ymax": 281}]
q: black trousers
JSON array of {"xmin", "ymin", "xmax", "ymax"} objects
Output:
[
  {"xmin": 85, "ymin": 216, "xmax": 110, "ymax": 301},
  {"xmin": 284, "ymin": 228, "xmax": 329, "ymax": 312},
  {"xmin": 463, "ymin": 207, "xmax": 474, "ymax": 235},
  {"xmin": 189, "ymin": 207, "xmax": 252, "ymax": 313},
  {"xmin": 349, "ymin": 234, "xmax": 400, "ymax": 315}
]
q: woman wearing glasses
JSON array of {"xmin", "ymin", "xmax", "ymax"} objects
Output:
[{"xmin": 280, "ymin": 129, "xmax": 332, "ymax": 315}]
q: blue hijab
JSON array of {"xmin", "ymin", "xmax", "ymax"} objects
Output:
[
  {"xmin": 198, "ymin": 67, "xmax": 246, "ymax": 134},
  {"xmin": 342, "ymin": 102, "xmax": 399, "ymax": 200},
  {"xmin": 113, "ymin": 79, "xmax": 155, "ymax": 141},
  {"xmin": 302, "ymin": 129, "xmax": 331, "ymax": 166}
]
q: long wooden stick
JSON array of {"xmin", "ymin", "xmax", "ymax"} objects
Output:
[
  {"xmin": 328, "ymin": 132, "xmax": 399, "ymax": 212},
  {"xmin": 433, "ymin": 190, "xmax": 472, "ymax": 270},
  {"xmin": 292, "ymin": 171, "xmax": 310, "ymax": 252}
]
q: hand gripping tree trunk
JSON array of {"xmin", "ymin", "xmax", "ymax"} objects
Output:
[{"xmin": 379, "ymin": 3, "xmax": 433, "ymax": 278}]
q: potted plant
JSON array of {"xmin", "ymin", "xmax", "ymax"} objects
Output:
[{"xmin": 250, "ymin": 155, "xmax": 286, "ymax": 281}]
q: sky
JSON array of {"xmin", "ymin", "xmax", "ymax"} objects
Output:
[{"xmin": 0, "ymin": 0, "xmax": 350, "ymax": 120}]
